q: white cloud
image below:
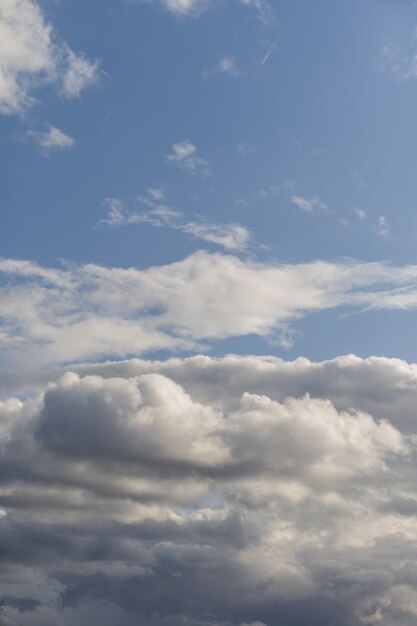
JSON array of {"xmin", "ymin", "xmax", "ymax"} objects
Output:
[
  {"xmin": 291, "ymin": 194, "xmax": 328, "ymax": 213},
  {"xmin": 203, "ymin": 56, "xmax": 243, "ymax": 78},
  {"xmin": 136, "ymin": 0, "xmax": 274, "ymax": 21},
  {"xmin": 3, "ymin": 252, "xmax": 417, "ymax": 367},
  {"xmin": 353, "ymin": 207, "xmax": 367, "ymax": 221},
  {"xmin": 380, "ymin": 41, "xmax": 417, "ymax": 81},
  {"xmin": 29, "ymin": 125, "xmax": 75, "ymax": 150},
  {"xmin": 0, "ymin": 0, "xmax": 99, "ymax": 115},
  {"xmin": 240, "ymin": 0, "xmax": 274, "ymax": 24},
  {"xmin": 161, "ymin": 0, "xmax": 209, "ymax": 16},
  {"xmin": 99, "ymin": 195, "xmax": 251, "ymax": 250},
  {"xmin": 61, "ymin": 47, "xmax": 99, "ymax": 98},
  {"xmin": 166, "ymin": 141, "xmax": 211, "ymax": 176},
  {"xmin": 218, "ymin": 56, "xmax": 241, "ymax": 76},
  {"xmin": 353, "ymin": 207, "xmax": 392, "ymax": 240},
  {"xmin": 1, "ymin": 354, "xmax": 417, "ymax": 624},
  {"xmin": 147, "ymin": 186, "xmax": 166, "ymax": 201},
  {"xmin": 377, "ymin": 215, "xmax": 391, "ymax": 240}
]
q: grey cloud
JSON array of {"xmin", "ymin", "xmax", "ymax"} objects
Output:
[{"xmin": 2, "ymin": 356, "xmax": 417, "ymax": 624}]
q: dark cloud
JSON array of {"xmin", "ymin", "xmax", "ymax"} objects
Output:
[{"xmin": 1, "ymin": 356, "xmax": 417, "ymax": 625}]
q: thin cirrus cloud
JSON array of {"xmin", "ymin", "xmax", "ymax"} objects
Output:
[
  {"xmin": 0, "ymin": 0, "xmax": 99, "ymax": 115},
  {"xmin": 1, "ymin": 353, "xmax": 417, "ymax": 625},
  {"xmin": 166, "ymin": 141, "xmax": 211, "ymax": 176},
  {"xmin": 99, "ymin": 195, "xmax": 251, "ymax": 251},
  {"xmin": 3, "ymin": 252, "xmax": 417, "ymax": 367},
  {"xmin": 28, "ymin": 125, "xmax": 75, "ymax": 151}
]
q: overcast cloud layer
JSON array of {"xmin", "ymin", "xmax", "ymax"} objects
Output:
[{"xmin": 1, "ymin": 354, "xmax": 417, "ymax": 625}]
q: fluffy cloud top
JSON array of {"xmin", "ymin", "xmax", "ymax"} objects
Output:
[
  {"xmin": 1, "ymin": 354, "xmax": 417, "ymax": 625},
  {"xmin": 0, "ymin": 0, "xmax": 99, "ymax": 114}
]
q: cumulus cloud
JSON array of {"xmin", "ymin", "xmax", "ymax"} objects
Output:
[
  {"xmin": 166, "ymin": 141, "xmax": 211, "ymax": 176},
  {"xmin": 3, "ymin": 252, "xmax": 417, "ymax": 367},
  {"xmin": 1, "ymin": 355, "xmax": 417, "ymax": 624},
  {"xmin": 99, "ymin": 196, "xmax": 251, "ymax": 250},
  {"xmin": 29, "ymin": 125, "xmax": 75, "ymax": 150},
  {"xmin": 0, "ymin": 0, "xmax": 99, "ymax": 115}
]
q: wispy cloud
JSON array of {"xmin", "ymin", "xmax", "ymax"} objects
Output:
[
  {"xmin": 377, "ymin": 215, "xmax": 391, "ymax": 240},
  {"xmin": 380, "ymin": 36, "xmax": 417, "ymax": 81},
  {"xmin": 353, "ymin": 207, "xmax": 367, "ymax": 221},
  {"xmin": 240, "ymin": 0, "xmax": 274, "ymax": 24},
  {"xmin": 291, "ymin": 195, "xmax": 328, "ymax": 213},
  {"xmin": 0, "ymin": 0, "xmax": 99, "ymax": 115},
  {"xmin": 99, "ymin": 193, "xmax": 251, "ymax": 250},
  {"xmin": 133, "ymin": 0, "xmax": 274, "ymax": 21},
  {"xmin": 166, "ymin": 141, "xmax": 211, "ymax": 176},
  {"xmin": 28, "ymin": 125, "xmax": 75, "ymax": 151},
  {"xmin": 3, "ymin": 252, "xmax": 417, "ymax": 366},
  {"xmin": 61, "ymin": 47, "xmax": 100, "ymax": 98},
  {"xmin": 353, "ymin": 207, "xmax": 392, "ymax": 240}
]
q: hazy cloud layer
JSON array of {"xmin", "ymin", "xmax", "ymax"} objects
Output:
[
  {"xmin": 0, "ymin": 0, "xmax": 99, "ymax": 114},
  {"xmin": 1, "ymin": 354, "xmax": 417, "ymax": 624},
  {"xmin": 3, "ymin": 252, "xmax": 417, "ymax": 367}
]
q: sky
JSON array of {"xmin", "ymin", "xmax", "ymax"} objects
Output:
[{"xmin": 3, "ymin": 0, "xmax": 417, "ymax": 624}]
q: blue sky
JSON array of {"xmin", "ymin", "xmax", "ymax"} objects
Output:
[
  {"xmin": 5, "ymin": 3, "xmax": 417, "ymax": 625},
  {"xmin": 4, "ymin": 0, "xmax": 417, "ymax": 364}
]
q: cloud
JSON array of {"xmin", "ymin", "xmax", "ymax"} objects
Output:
[
  {"xmin": 377, "ymin": 215, "xmax": 391, "ymax": 240},
  {"xmin": 160, "ymin": 0, "xmax": 209, "ymax": 16},
  {"xmin": 380, "ymin": 41, "xmax": 417, "ymax": 81},
  {"xmin": 60, "ymin": 47, "xmax": 99, "ymax": 98},
  {"xmin": 4, "ymin": 252, "xmax": 417, "ymax": 367},
  {"xmin": 166, "ymin": 141, "xmax": 211, "ymax": 176},
  {"xmin": 29, "ymin": 125, "xmax": 75, "ymax": 151},
  {"xmin": 240, "ymin": 0, "xmax": 274, "ymax": 24},
  {"xmin": 0, "ymin": 0, "xmax": 99, "ymax": 115},
  {"xmin": 353, "ymin": 207, "xmax": 367, "ymax": 221},
  {"xmin": 1, "ymin": 354, "xmax": 417, "ymax": 624},
  {"xmin": 204, "ymin": 56, "xmax": 243, "ymax": 78},
  {"xmin": 99, "ymin": 195, "xmax": 251, "ymax": 250},
  {"xmin": 353, "ymin": 208, "xmax": 392, "ymax": 240},
  {"xmin": 134, "ymin": 0, "xmax": 274, "ymax": 21},
  {"xmin": 291, "ymin": 195, "xmax": 328, "ymax": 213}
]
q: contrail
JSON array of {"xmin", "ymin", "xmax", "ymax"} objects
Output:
[{"xmin": 261, "ymin": 39, "xmax": 278, "ymax": 65}]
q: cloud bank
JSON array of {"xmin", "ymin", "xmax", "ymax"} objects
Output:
[
  {"xmin": 2, "ymin": 251, "xmax": 417, "ymax": 367},
  {"xmin": 1, "ymin": 354, "xmax": 417, "ymax": 625}
]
